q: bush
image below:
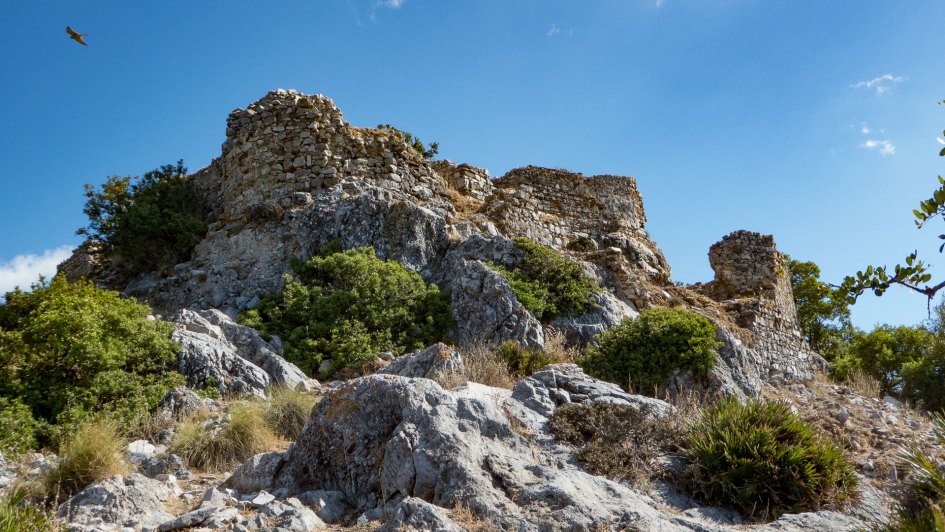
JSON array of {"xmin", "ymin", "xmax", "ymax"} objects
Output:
[
  {"xmin": 77, "ymin": 160, "xmax": 209, "ymax": 276},
  {"xmin": 0, "ymin": 397, "xmax": 40, "ymax": 456},
  {"xmin": 458, "ymin": 343, "xmax": 515, "ymax": 389},
  {"xmin": 0, "ymin": 276, "xmax": 183, "ymax": 446},
  {"xmin": 264, "ymin": 387, "xmax": 318, "ymax": 440},
  {"xmin": 580, "ymin": 308, "xmax": 720, "ymax": 393},
  {"xmin": 489, "ymin": 238, "xmax": 600, "ymax": 321},
  {"xmin": 549, "ymin": 402, "xmax": 675, "ymax": 486},
  {"xmin": 892, "ymin": 412, "xmax": 945, "ymax": 530},
  {"xmin": 376, "ymin": 124, "xmax": 439, "ymax": 160},
  {"xmin": 239, "ymin": 247, "xmax": 453, "ymax": 377},
  {"xmin": 0, "ymin": 487, "xmax": 59, "ymax": 532},
  {"xmin": 493, "ymin": 341, "xmax": 556, "ymax": 379},
  {"xmin": 44, "ymin": 419, "xmax": 130, "ymax": 498},
  {"xmin": 171, "ymin": 401, "xmax": 276, "ymax": 472},
  {"xmin": 681, "ymin": 398, "xmax": 859, "ymax": 521}
]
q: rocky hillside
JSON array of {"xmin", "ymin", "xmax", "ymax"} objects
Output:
[{"xmin": 16, "ymin": 88, "xmax": 933, "ymax": 531}]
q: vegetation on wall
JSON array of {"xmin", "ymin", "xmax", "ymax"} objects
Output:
[
  {"xmin": 0, "ymin": 276, "xmax": 183, "ymax": 453},
  {"xmin": 77, "ymin": 160, "xmax": 210, "ymax": 276},
  {"xmin": 376, "ymin": 124, "xmax": 439, "ymax": 160},
  {"xmin": 238, "ymin": 246, "xmax": 453, "ymax": 377},
  {"xmin": 580, "ymin": 308, "xmax": 720, "ymax": 393},
  {"xmin": 489, "ymin": 237, "xmax": 601, "ymax": 321}
]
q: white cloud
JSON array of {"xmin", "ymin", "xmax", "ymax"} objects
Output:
[
  {"xmin": 851, "ymin": 74, "xmax": 904, "ymax": 95},
  {"xmin": 860, "ymin": 124, "xmax": 871, "ymax": 135},
  {"xmin": 859, "ymin": 139, "xmax": 896, "ymax": 156},
  {"xmin": 0, "ymin": 245, "xmax": 74, "ymax": 296},
  {"xmin": 656, "ymin": 0, "xmax": 666, "ymax": 6},
  {"xmin": 378, "ymin": 0, "xmax": 404, "ymax": 8},
  {"xmin": 546, "ymin": 24, "xmax": 560, "ymax": 38}
]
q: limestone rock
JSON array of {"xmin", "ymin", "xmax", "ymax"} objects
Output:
[
  {"xmin": 379, "ymin": 497, "xmax": 462, "ymax": 531},
  {"xmin": 224, "ymin": 451, "xmax": 286, "ymax": 494},
  {"xmin": 59, "ymin": 473, "xmax": 174, "ymax": 531},
  {"xmin": 377, "ymin": 342, "xmax": 465, "ymax": 383},
  {"xmin": 449, "ymin": 258, "xmax": 544, "ymax": 349},
  {"xmin": 549, "ymin": 289, "xmax": 638, "ymax": 345}
]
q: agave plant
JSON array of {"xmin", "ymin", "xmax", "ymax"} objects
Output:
[{"xmin": 894, "ymin": 412, "xmax": 945, "ymax": 531}]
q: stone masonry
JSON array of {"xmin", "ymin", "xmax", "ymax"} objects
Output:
[{"xmin": 693, "ymin": 230, "xmax": 817, "ymax": 383}]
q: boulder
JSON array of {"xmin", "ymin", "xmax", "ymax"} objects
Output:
[
  {"xmin": 59, "ymin": 473, "xmax": 174, "ymax": 531},
  {"xmin": 377, "ymin": 342, "xmax": 465, "ymax": 383},
  {"xmin": 224, "ymin": 451, "xmax": 286, "ymax": 494},
  {"xmin": 449, "ymin": 259, "xmax": 544, "ymax": 349},
  {"xmin": 549, "ymin": 290, "xmax": 638, "ymax": 345}
]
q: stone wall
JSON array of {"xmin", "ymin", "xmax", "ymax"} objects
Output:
[
  {"xmin": 430, "ymin": 160, "xmax": 493, "ymax": 202},
  {"xmin": 482, "ymin": 166, "xmax": 670, "ymax": 280},
  {"xmin": 198, "ymin": 89, "xmax": 454, "ymax": 225},
  {"xmin": 693, "ymin": 231, "xmax": 816, "ymax": 383}
]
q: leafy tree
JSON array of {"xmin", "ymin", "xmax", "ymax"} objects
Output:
[
  {"xmin": 376, "ymin": 124, "xmax": 439, "ymax": 160},
  {"xmin": 841, "ymin": 103, "xmax": 945, "ymax": 304},
  {"xmin": 785, "ymin": 256, "xmax": 855, "ymax": 361},
  {"xmin": 77, "ymin": 160, "xmax": 209, "ymax": 276},
  {"xmin": 833, "ymin": 325, "xmax": 935, "ymax": 398},
  {"xmin": 238, "ymin": 247, "xmax": 453, "ymax": 376},
  {"xmin": 580, "ymin": 308, "xmax": 720, "ymax": 393},
  {"xmin": 489, "ymin": 237, "xmax": 601, "ymax": 321},
  {"xmin": 0, "ymin": 276, "xmax": 183, "ymax": 448}
]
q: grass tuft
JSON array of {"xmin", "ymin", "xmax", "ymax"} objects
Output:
[
  {"xmin": 264, "ymin": 387, "xmax": 319, "ymax": 441},
  {"xmin": 43, "ymin": 419, "xmax": 130, "ymax": 499},
  {"xmin": 170, "ymin": 401, "xmax": 276, "ymax": 472}
]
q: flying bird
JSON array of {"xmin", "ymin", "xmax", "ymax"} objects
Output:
[{"xmin": 66, "ymin": 26, "xmax": 88, "ymax": 46}]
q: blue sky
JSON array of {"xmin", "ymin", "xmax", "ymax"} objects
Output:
[{"xmin": 1, "ymin": 1, "xmax": 944, "ymax": 329}]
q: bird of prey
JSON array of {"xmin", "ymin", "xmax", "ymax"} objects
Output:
[{"xmin": 66, "ymin": 26, "xmax": 88, "ymax": 46}]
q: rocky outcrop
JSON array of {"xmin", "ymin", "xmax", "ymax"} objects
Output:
[
  {"xmin": 376, "ymin": 342, "xmax": 465, "ymax": 382},
  {"xmin": 171, "ymin": 309, "xmax": 316, "ymax": 397},
  {"xmin": 60, "ymin": 473, "xmax": 176, "ymax": 531}
]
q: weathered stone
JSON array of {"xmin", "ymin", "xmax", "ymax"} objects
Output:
[
  {"xmin": 376, "ymin": 342, "xmax": 465, "ymax": 382},
  {"xmin": 224, "ymin": 451, "xmax": 286, "ymax": 494},
  {"xmin": 60, "ymin": 473, "xmax": 174, "ymax": 531},
  {"xmin": 549, "ymin": 289, "xmax": 638, "ymax": 345}
]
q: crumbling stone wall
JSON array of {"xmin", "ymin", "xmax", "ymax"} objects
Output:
[
  {"xmin": 481, "ymin": 166, "xmax": 670, "ymax": 280},
  {"xmin": 197, "ymin": 89, "xmax": 454, "ymax": 225},
  {"xmin": 430, "ymin": 160, "xmax": 493, "ymax": 202},
  {"xmin": 693, "ymin": 231, "xmax": 816, "ymax": 383}
]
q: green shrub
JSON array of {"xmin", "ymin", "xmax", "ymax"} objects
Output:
[
  {"xmin": 0, "ymin": 487, "xmax": 59, "ymax": 532},
  {"xmin": 44, "ymin": 419, "xmax": 130, "ymax": 498},
  {"xmin": 489, "ymin": 238, "xmax": 600, "ymax": 321},
  {"xmin": 0, "ymin": 276, "xmax": 183, "ymax": 446},
  {"xmin": 0, "ymin": 397, "xmax": 40, "ymax": 456},
  {"xmin": 171, "ymin": 401, "xmax": 276, "ymax": 472},
  {"xmin": 549, "ymin": 402, "xmax": 675, "ymax": 486},
  {"xmin": 681, "ymin": 398, "xmax": 859, "ymax": 521},
  {"xmin": 264, "ymin": 387, "xmax": 319, "ymax": 440},
  {"xmin": 239, "ymin": 247, "xmax": 453, "ymax": 377},
  {"xmin": 580, "ymin": 308, "xmax": 720, "ymax": 393},
  {"xmin": 77, "ymin": 160, "xmax": 209, "ymax": 276}
]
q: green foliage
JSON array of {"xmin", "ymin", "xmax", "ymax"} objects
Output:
[
  {"xmin": 580, "ymin": 308, "xmax": 720, "ymax": 393},
  {"xmin": 171, "ymin": 401, "xmax": 275, "ymax": 472},
  {"xmin": 490, "ymin": 237, "xmax": 601, "ymax": 321},
  {"xmin": 833, "ymin": 325, "xmax": 935, "ymax": 399},
  {"xmin": 549, "ymin": 402, "xmax": 675, "ymax": 485},
  {"xmin": 0, "ymin": 487, "xmax": 59, "ymax": 532},
  {"xmin": 841, "ymin": 104, "xmax": 945, "ymax": 303},
  {"xmin": 892, "ymin": 412, "xmax": 945, "ymax": 531},
  {"xmin": 493, "ymin": 341, "xmax": 556, "ymax": 379},
  {"xmin": 77, "ymin": 160, "xmax": 209, "ymax": 276},
  {"xmin": 376, "ymin": 124, "xmax": 439, "ymax": 160},
  {"xmin": 239, "ymin": 247, "xmax": 453, "ymax": 376},
  {"xmin": 0, "ymin": 397, "xmax": 40, "ymax": 456},
  {"xmin": 0, "ymin": 276, "xmax": 183, "ymax": 446},
  {"xmin": 43, "ymin": 419, "xmax": 130, "ymax": 498},
  {"xmin": 682, "ymin": 398, "xmax": 859, "ymax": 521},
  {"xmin": 786, "ymin": 256, "xmax": 855, "ymax": 361}
]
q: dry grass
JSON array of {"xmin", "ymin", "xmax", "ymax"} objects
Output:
[
  {"xmin": 542, "ymin": 328, "xmax": 578, "ymax": 365},
  {"xmin": 265, "ymin": 387, "xmax": 319, "ymax": 440},
  {"xmin": 126, "ymin": 409, "xmax": 177, "ymax": 444},
  {"xmin": 450, "ymin": 503, "xmax": 497, "ymax": 532},
  {"xmin": 171, "ymin": 401, "xmax": 277, "ymax": 472},
  {"xmin": 842, "ymin": 368, "xmax": 882, "ymax": 399},
  {"xmin": 446, "ymin": 188, "xmax": 484, "ymax": 219},
  {"xmin": 43, "ymin": 419, "xmax": 131, "ymax": 499},
  {"xmin": 459, "ymin": 343, "xmax": 515, "ymax": 389}
]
